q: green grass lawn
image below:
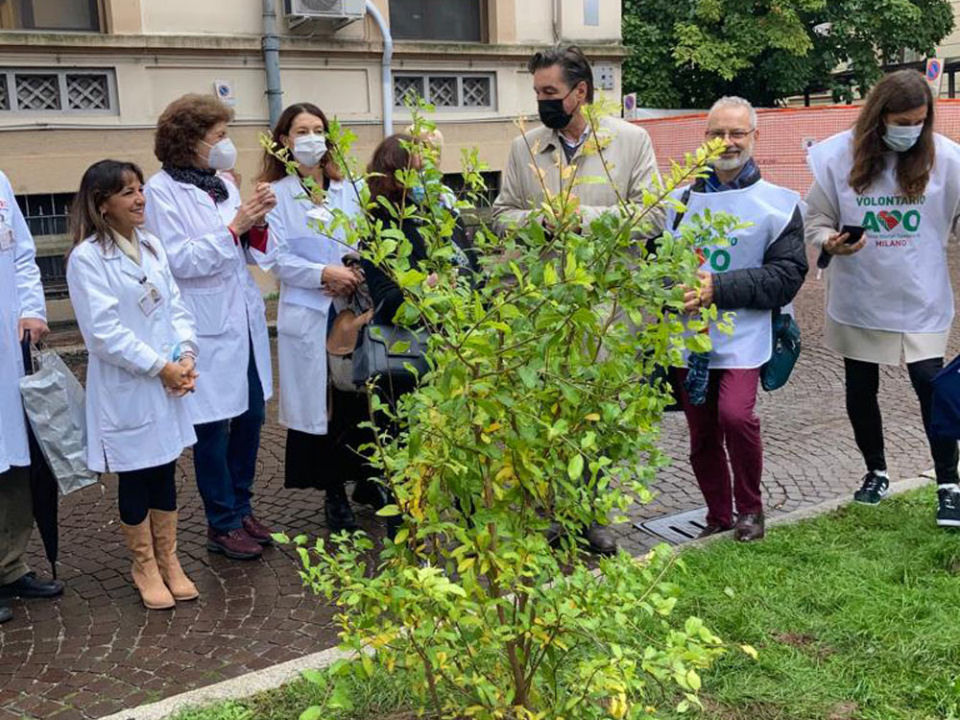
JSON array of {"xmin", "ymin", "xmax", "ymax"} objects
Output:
[
  {"xmin": 170, "ymin": 486, "xmax": 960, "ymax": 720},
  {"xmin": 662, "ymin": 486, "xmax": 960, "ymax": 720}
]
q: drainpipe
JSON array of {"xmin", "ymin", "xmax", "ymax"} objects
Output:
[
  {"xmin": 365, "ymin": 0, "xmax": 393, "ymax": 137},
  {"xmin": 262, "ymin": 0, "xmax": 283, "ymax": 129},
  {"xmin": 552, "ymin": 0, "xmax": 561, "ymax": 44}
]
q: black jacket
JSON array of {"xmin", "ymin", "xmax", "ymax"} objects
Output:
[
  {"xmin": 692, "ymin": 162, "xmax": 809, "ymax": 311},
  {"xmin": 361, "ymin": 206, "xmax": 476, "ymax": 326},
  {"xmin": 361, "ymin": 213, "xmax": 428, "ymax": 326}
]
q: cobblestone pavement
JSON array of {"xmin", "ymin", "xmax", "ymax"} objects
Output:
[{"xmin": 1, "ymin": 248, "xmax": 956, "ymax": 719}]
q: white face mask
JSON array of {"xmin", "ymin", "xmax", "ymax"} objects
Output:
[
  {"xmin": 201, "ymin": 137, "xmax": 237, "ymax": 171},
  {"xmin": 292, "ymin": 134, "xmax": 327, "ymax": 168},
  {"xmin": 883, "ymin": 123, "xmax": 924, "ymax": 153}
]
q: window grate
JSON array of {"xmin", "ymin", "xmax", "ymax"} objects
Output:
[
  {"xmin": 394, "ymin": 73, "xmax": 496, "ymax": 110},
  {"xmin": 16, "ymin": 74, "xmax": 60, "ymax": 111},
  {"xmin": 16, "ymin": 192, "xmax": 74, "ymax": 238},
  {"xmin": 66, "ymin": 73, "xmax": 109, "ymax": 110},
  {"xmin": 1, "ymin": 69, "xmax": 115, "ymax": 113},
  {"xmin": 35, "ymin": 255, "xmax": 68, "ymax": 298},
  {"xmin": 394, "ymin": 76, "xmax": 424, "ymax": 107},
  {"xmin": 429, "ymin": 76, "xmax": 458, "ymax": 107},
  {"xmin": 462, "ymin": 76, "xmax": 491, "ymax": 107}
]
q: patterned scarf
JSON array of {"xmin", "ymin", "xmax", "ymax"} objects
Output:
[{"xmin": 162, "ymin": 165, "xmax": 229, "ymax": 204}]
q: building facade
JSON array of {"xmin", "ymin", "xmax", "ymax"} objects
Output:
[{"xmin": 0, "ymin": 0, "xmax": 624, "ymax": 306}]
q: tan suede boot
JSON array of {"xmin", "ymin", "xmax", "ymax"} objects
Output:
[
  {"xmin": 149, "ymin": 509, "xmax": 199, "ymax": 601},
  {"xmin": 121, "ymin": 518, "xmax": 175, "ymax": 610}
]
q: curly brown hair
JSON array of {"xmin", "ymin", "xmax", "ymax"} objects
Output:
[
  {"xmin": 258, "ymin": 102, "xmax": 343, "ymax": 183},
  {"xmin": 154, "ymin": 93, "xmax": 234, "ymax": 168},
  {"xmin": 850, "ymin": 70, "xmax": 935, "ymax": 199}
]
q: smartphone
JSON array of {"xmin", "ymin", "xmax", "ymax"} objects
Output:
[{"xmin": 841, "ymin": 225, "xmax": 865, "ymax": 245}]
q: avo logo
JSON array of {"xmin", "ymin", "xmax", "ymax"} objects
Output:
[
  {"xmin": 862, "ymin": 209, "xmax": 920, "ymax": 233},
  {"xmin": 702, "ymin": 246, "xmax": 731, "ymax": 272}
]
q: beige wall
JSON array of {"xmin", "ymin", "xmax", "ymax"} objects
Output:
[
  {"xmin": 0, "ymin": 0, "xmax": 625, "ymax": 228},
  {"xmin": 142, "ymin": 0, "xmax": 262, "ymax": 36},
  {"xmin": 514, "ymin": 0, "xmax": 555, "ymax": 44},
  {"xmin": 0, "ymin": 115, "xmax": 521, "ymax": 195}
]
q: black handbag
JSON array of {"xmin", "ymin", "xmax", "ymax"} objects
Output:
[{"xmin": 352, "ymin": 323, "xmax": 430, "ymax": 388}]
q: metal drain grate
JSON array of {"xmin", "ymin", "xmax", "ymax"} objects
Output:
[{"xmin": 634, "ymin": 507, "xmax": 710, "ymax": 545}]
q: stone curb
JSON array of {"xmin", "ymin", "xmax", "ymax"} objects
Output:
[
  {"xmin": 100, "ymin": 471, "xmax": 936, "ymax": 720},
  {"xmin": 97, "ymin": 645, "xmax": 358, "ymax": 720}
]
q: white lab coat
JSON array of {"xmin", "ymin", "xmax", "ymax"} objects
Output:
[
  {"xmin": 0, "ymin": 170, "xmax": 45, "ymax": 475},
  {"xmin": 264, "ymin": 174, "xmax": 363, "ymax": 434},
  {"xmin": 67, "ymin": 231, "xmax": 198, "ymax": 473},
  {"xmin": 143, "ymin": 170, "xmax": 272, "ymax": 425}
]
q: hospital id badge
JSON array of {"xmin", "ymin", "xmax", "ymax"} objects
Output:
[
  {"xmin": 0, "ymin": 225, "xmax": 12, "ymax": 251},
  {"xmin": 138, "ymin": 282, "xmax": 163, "ymax": 316}
]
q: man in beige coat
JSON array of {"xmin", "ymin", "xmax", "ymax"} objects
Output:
[
  {"xmin": 492, "ymin": 47, "xmax": 660, "ymax": 555},
  {"xmin": 492, "ymin": 46, "xmax": 660, "ymax": 236}
]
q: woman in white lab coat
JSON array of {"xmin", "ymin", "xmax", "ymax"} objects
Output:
[
  {"xmin": 67, "ymin": 160, "xmax": 199, "ymax": 610},
  {"xmin": 260, "ymin": 102, "xmax": 377, "ymax": 533},
  {"xmin": 144, "ymin": 94, "xmax": 277, "ymax": 561}
]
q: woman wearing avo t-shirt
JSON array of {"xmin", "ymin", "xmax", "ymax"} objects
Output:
[{"xmin": 805, "ymin": 69, "xmax": 960, "ymax": 525}]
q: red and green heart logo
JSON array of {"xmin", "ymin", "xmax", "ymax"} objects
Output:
[{"xmin": 877, "ymin": 210, "xmax": 901, "ymax": 230}]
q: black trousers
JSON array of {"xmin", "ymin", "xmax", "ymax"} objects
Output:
[
  {"xmin": 117, "ymin": 461, "xmax": 177, "ymax": 525},
  {"xmin": 284, "ymin": 387, "xmax": 378, "ymax": 492},
  {"xmin": 844, "ymin": 357, "xmax": 959, "ymax": 483}
]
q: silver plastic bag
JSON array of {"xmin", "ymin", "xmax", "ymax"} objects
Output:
[{"xmin": 19, "ymin": 349, "xmax": 98, "ymax": 495}]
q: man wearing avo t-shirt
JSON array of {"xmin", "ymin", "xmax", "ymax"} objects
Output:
[{"xmin": 669, "ymin": 97, "xmax": 808, "ymax": 542}]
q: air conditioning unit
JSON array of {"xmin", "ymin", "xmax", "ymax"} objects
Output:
[{"xmin": 284, "ymin": 0, "xmax": 366, "ymax": 20}]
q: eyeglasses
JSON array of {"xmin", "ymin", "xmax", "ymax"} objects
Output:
[{"xmin": 704, "ymin": 129, "xmax": 756, "ymax": 140}]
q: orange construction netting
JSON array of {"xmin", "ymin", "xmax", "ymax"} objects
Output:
[{"xmin": 632, "ymin": 100, "xmax": 960, "ymax": 196}]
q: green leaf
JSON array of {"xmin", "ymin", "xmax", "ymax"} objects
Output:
[
  {"xmin": 567, "ymin": 454, "xmax": 584, "ymax": 480},
  {"xmin": 376, "ymin": 504, "xmax": 402, "ymax": 517}
]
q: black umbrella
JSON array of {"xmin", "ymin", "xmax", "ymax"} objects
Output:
[{"xmin": 20, "ymin": 332, "xmax": 59, "ymax": 579}]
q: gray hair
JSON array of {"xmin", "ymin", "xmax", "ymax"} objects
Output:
[{"xmin": 709, "ymin": 96, "xmax": 757, "ymax": 129}]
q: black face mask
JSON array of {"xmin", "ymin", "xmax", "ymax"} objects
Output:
[{"xmin": 537, "ymin": 87, "xmax": 578, "ymax": 130}]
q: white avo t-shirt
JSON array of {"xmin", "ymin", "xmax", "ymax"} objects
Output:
[{"xmin": 807, "ymin": 130, "xmax": 960, "ymax": 334}]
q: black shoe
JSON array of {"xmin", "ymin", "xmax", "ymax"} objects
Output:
[
  {"xmin": 0, "ymin": 572, "xmax": 64, "ymax": 600},
  {"xmin": 853, "ymin": 471, "xmax": 890, "ymax": 505},
  {"xmin": 326, "ymin": 484, "xmax": 359, "ymax": 533},
  {"xmin": 351, "ymin": 478, "xmax": 391, "ymax": 510},
  {"xmin": 0, "ymin": 605, "xmax": 11, "ymax": 624},
  {"xmin": 583, "ymin": 523, "xmax": 617, "ymax": 556},
  {"xmin": 733, "ymin": 512, "xmax": 765, "ymax": 542},
  {"xmin": 545, "ymin": 521, "xmax": 565, "ymax": 547},
  {"xmin": 937, "ymin": 484, "xmax": 960, "ymax": 527},
  {"xmin": 696, "ymin": 522, "xmax": 734, "ymax": 539}
]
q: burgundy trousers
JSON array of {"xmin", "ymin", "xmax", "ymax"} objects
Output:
[{"xmin": 675, "ymin": 367, "xmax": 764, "ymax": 528}]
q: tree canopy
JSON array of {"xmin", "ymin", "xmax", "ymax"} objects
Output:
[{"xmin": 623, "ymin": 0, "xmax": 955, "ymax": 108}]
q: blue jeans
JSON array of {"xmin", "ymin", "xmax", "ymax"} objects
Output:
[{"xmin": 193, "ymin": 340, "xmax": 266, "ymax": 532}]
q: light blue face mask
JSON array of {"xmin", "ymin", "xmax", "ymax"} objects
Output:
[
  {"xmin": 409, "ymin": 183, "xmax": 426, "ymax": 205},
  {"xmin": 883, "ymin": 123, "xmax": 924, "ymax": 153}
]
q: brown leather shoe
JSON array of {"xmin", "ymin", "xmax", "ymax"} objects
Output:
[
  {"xmin": 207, "ymin": 527, "xmax": 263, "ymax": 560},
  {"xmin": 733, "ymin": 512, "xmax": 765, "ymax": 542},
  {"xmin": 696, "ymin": 522, "xmax": 733, "ymax": 539},
  {"xmin": 241, "ymin": 515, "xmax": 275, "ymax": 545}
]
